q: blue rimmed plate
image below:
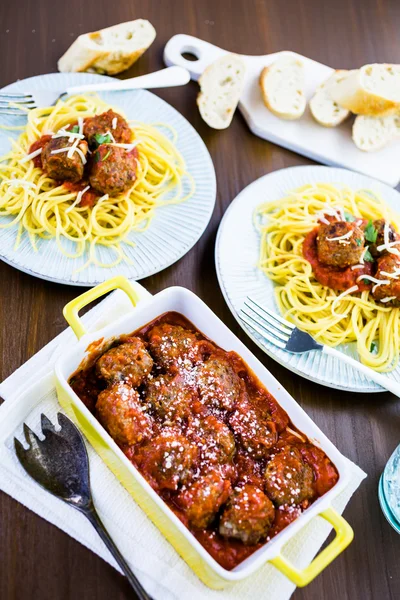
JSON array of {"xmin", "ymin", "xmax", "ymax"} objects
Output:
[
  {"xmin": 0, "ymin": 73, "xmax": 216, "ymax": 286},
  {"xmin": 215, "ymin": 165, "xmax": 400, "ymax": 393}
]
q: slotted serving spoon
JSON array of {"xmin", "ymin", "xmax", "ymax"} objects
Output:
[{"xmin": 14, "ymin": 412, "xmax": 152, "ymax": 600}]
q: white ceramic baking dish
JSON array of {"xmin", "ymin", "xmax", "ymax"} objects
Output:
[{"xmin": 55, "ymin": 276, "xmax": 354, "ymax": 590}]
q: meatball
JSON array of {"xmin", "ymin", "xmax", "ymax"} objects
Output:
[
  {"xmin": 317, "ymin": 220, "xmax": 365, "ymax": 268},
  {"xmin": 229, "ymin": 399, "xmax": 277, "ymax": 459},
  {"xmin": 219, "ymin": 484, "xmax": 275, "ymax": 545},
  {"xmin": 89, "ymin": 144, "xmax": 137, "ymax": 196},
  {"xmin": 371, "ymin": 254, "xmax": 400, "ymax": 306},
  {"xmin": 264, "ymin": 446, "xmax": 314, "ymax": 506},
  {"xmin": 250, "ymin": 392, "xmax": 289, "ymax": 433},
  {"xmin": 147, "ymin": 323, "xmax": 202, "ymax": 371},
  {"xmin": 96, "ymin": 338, "xmax": 153, "ymax": 386},
  {"xmin": 145, "ymin": 372, "xmax": 195, "ymax": 421},
  {"xmin": 298, "ymin": 444, "xmax": 338, "ymax": 497},
  {"xmin": 42, "ymin": 136, "xmax": 88, "ymax": 182},
  {"xmin": 235, "ymin": 448, "xmax": 265, "ymax": 489},
  {"xmin": 96, "ymin": 382, "xmax": 152, "ymax": 446},
  {"xmin": 83, "ymin": 109, "xmax": 132, "ymax": 148},
  {"xmin": 135, "ymin": 428, "xmax": 197, "ymax": 490},
  {"xmin": 177, "ymin": 471, "xmax": 231, "ymax": 528},
  {"xmin": 187, "ymin": 415, "xmax": 236, "ymax": 465},
  {"xmin": 197, "ymin": 353, "xmax": 241, "ymax": 412},
  {"xmin": 369, "ymin": 219, "xmax": 400, "ymax": 257}
]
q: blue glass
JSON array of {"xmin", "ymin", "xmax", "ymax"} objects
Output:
[{"xmin": 380, "ymin": 443, "xmax": 400, "ymax": 534}]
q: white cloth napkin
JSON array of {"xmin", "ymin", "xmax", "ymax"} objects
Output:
[{"xmin": 0, "ymin": 289, "xmax": 366, "ymax": 600}]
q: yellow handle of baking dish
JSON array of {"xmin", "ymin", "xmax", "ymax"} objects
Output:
[
  {"xmin": 63, "ymin": 276, "xmax": 145, "ymax": 340},
  {"xmin": 269, "ymin": 507, "xmax": 354, "ymax": 587}
]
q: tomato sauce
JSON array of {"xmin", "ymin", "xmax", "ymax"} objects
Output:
[
  {"xmin": 69, "ymin": 312, "xmax": 339, "ymax": 570},
  {"xmin": 303, "ymin": 227, "xmax": 372, "ymax": 292},
  {"xmin": 62, "ymin": 181, "xmax": 99, "ymax": 208},
  {"xmin": 28, "ymin": 135, "xmax": 52, "ymax": 168}
]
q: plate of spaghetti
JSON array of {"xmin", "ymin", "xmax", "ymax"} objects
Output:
[
  {"xmin": 0, "ymin": 73, "xmax": 216, "ymax": 285},
  {"xmin": 216, "ymin": 166, "xmax": 400, "ymax": 392}
]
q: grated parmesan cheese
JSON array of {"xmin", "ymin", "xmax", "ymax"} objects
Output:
[
  {"xmin": 376, "ymin": 220, "xmax": 400, "ymax": 256},
  {"xmin": 67, "ymin": 137, "xmax": 80, "ymax": 159},
  {"xmin": 51, "ymin": 143, "xmax": 87, "ymax": 165},
  {"xmin": 357, "ymin": 274, "xmax": 388, "ymax": 286},
  {"xmin": 326, "ymin": 230, "xmax": 353, "ymax": 242},
  {"xmin": 331, "ymin": 285, "xmax": 359, "ymax": 318},
  {"xmin": 66, "ymin": 185, "xmax": 90, "ymax": 213},
  {"xmin": 18, "ymin": 147, "xmax": 42, "ymax": 164},
  {"xmin": 380, "ymin": 269, "xmax": 400, "ymax": 280},
  {"xmin": 111, "ymin": 140, "xmax": 141, "ymax": 151},
  {"xmin": 52, "ymin": 129, "xmax": 85, "ymax": 141},
  {"xmin": 5, "ymin": 178, "xmax": 36, "ymax": 189}
]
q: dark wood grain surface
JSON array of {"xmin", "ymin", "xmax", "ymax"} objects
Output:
[{"xmin": 1, "ymin": 0, "xmax": 400, "ymax": 598}]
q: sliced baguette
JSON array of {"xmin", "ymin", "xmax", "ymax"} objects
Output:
[
  {"xmin": 330, "ymin": 64, "xmax": 400, "ymax": 116},
  {"xmin": 58, "ymin": 20, "xmax": 156, "ymax": 76},
  {"xmin": 197, "ymin": 54, "xmax": 246, "ymax": 130},
  {"xmin": 352, "ymin": 114, "xmax": 400, "ymax": 151},
  {"xmin": 309, "ymin": 70, "xmax": 350, "ymax": 127},
  {"xmin": 259, "ymin": 55, "xmax": 306, "ymax": 120}
]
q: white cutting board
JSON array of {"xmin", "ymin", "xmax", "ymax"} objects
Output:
[{"xmin": 164, "ymin": 34, "xmax": 400, "ymax": 187}]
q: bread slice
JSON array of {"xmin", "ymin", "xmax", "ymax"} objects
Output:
[
  {"xmin": 259, "ymin": 55, "xmax": 306, "ymax": 120},
  {"xmin": 309, "ymin": 70, "xmax": 350, "ymax": 127},
  {"xmin": 58, "ymin": 20, "xmax": 156, "ymax": 76},
  {"xmin": 352, "ymin": 114, "xmax": 400, "ymax": 151},
  {"xmin": 330, "ymin": 64, "xmax": 400, "ymax": 116},
  {"xmin": 197, "ymin": 54, "xmax": 246, "ymax": 129}
]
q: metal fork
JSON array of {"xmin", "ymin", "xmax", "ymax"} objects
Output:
[
  {"xmin": 14, "ymin": 413, "xmax": 153, "ymax": 600},
  {"xmin": 0, "ymin": 90, "xmax": 63, "ymax": 116},
  {"xmin": 240, "ymin": 296, "xmax": 400, "ymax": 397},
  {"xmin": 0, "ymin": 66, "xmax": 191, "ymax": 116}
]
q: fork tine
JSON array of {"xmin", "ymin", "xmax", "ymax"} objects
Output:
[
  {"xmin": 0, "ymin": 92, "xmax": 32, "ymax": 100},
  {"xmin": 0, "ymin": 100, "xmax": 35, "ymax": 107},
  {"xmin": 23, "ymin": 423, "xmax": 41, "ymax": 447},
  {"xmin": 14, "ymin": 437, "xmax": 27, "ymax": 458},
  {"xmin": 246, "ymin": 297, "xmax": 295, "ymax": 331},
  {"xmin": 0, "ymin": 109, "xmax": 30, "ymax": 116},
  {"xmin": 41, "ymin": 414, "xmax": 56, "ymax": 435},
  {"xmin": 240, "ymin": 310, "xmax": 287, "ymax": 349},
  {"xmin": 243, "ymin": 301, "xmax": 292, "ymax": 342}
]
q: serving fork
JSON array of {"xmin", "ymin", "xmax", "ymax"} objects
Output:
[
  {"xmin": 14, "ymin": 413, "xmax": 153, "ymax": 600},
  {"xmin": 240, "ymin": 296, "xmax": 400, "ymax": 397},
  {"xmin": 0, "ymin": 65, "xmax": 190, "ymax": 116}
]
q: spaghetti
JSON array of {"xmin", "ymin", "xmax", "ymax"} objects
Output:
[
  {"xmin": 255, "ymin": 183, "xmax": 400, "ymax": 372},
  {"xmin": 0, "ymin": 94, "xmax": 194, "ymax": 269}
]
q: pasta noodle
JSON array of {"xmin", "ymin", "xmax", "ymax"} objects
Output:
[
  {"xmin": 255, "ymin": 183, "xmax": 400, "ymax": 372},
  {"xmin": 0, "ymin": 94, "xmax": 194, "ymax": 270}
]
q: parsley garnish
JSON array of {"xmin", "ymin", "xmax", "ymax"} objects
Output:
[
  {"xmin": 362, "ymin": 278, "xmax": 371, "ymax": 285},
  {"xmin": 363, "ymin": 248, "xmax": 374, "ymax": 262},
  {"xmin": 370, "ymin": 342, "xmax": 378, "ymax": 354},
  {"xmin": 93, "ymin": 132, "xmax": 112, "ymax": 147},
  {"xmin": 365, "ymin": 220, "xmax": 378, "ymax": 243},
  {"xmin": 356, "ymin": 238, "xmax": 362, "ymax": 246},
  {"xmin": 94, "ymin": 151, "xmax": 100, "ymax": 163},
  {"xmin": 102, "ymin": 149, "xmax": 112, "ymax": 162},
  {"xmin": 344, "ymin": 211, "xmax": 356, "ymax": 222},
  {"xmin": 69, "ymin": 125, "xmax": 80, "ymax": 133}
]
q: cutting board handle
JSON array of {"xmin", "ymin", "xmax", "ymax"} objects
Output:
[{"xmin": 163, "ymin": 34, "xmax": 226, "ymax": 81}]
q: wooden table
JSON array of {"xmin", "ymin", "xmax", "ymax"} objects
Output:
[{"xmin": 1, "ymin": 0, "xmax": 399, "ymax": 598}]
